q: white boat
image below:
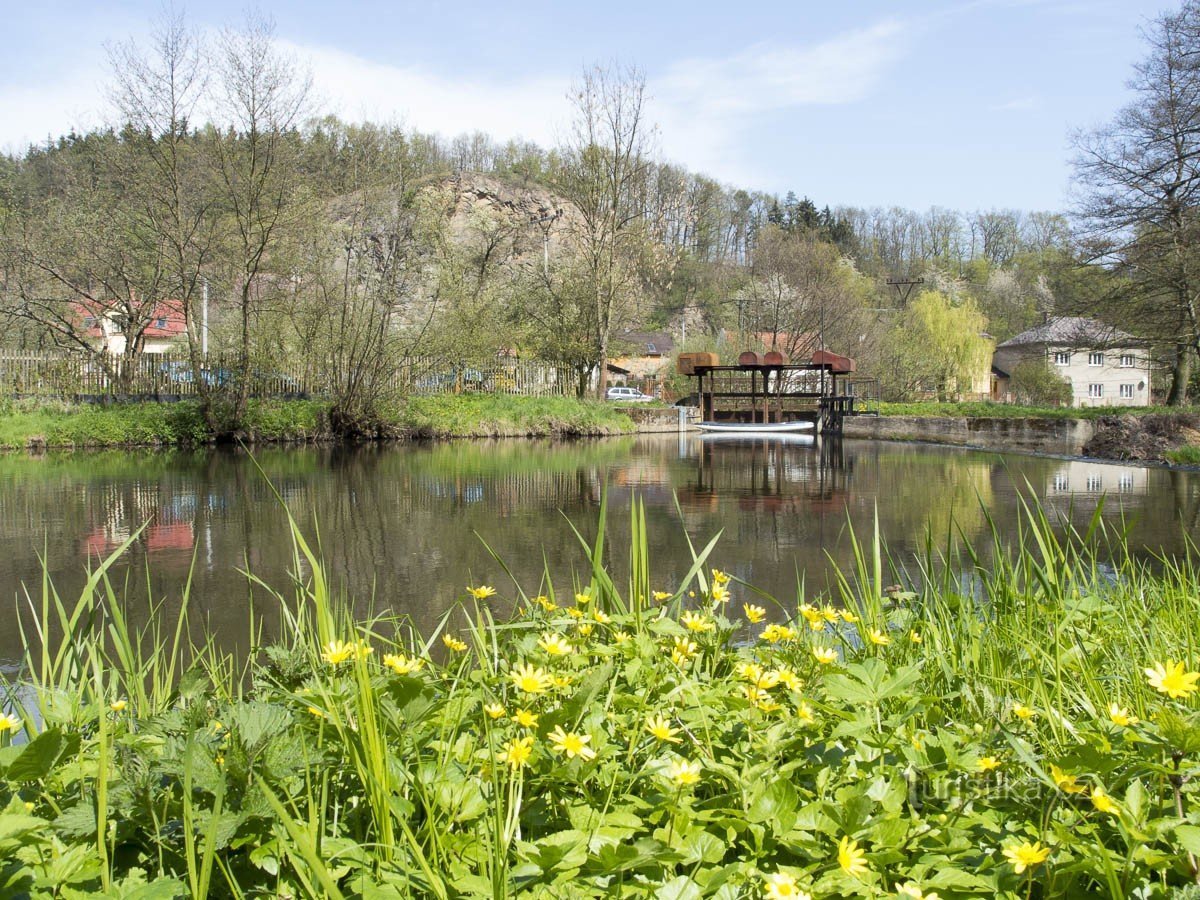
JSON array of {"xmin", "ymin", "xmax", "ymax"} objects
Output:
[{"xmin": 692, "ymin": 420, "xmax": 815, "ymax": 434}]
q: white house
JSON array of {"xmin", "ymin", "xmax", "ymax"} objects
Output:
[{"xmin": 992, "ymin": 316, "xmax": 1151, "ymax": 408}]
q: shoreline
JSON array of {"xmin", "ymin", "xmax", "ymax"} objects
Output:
[
  {"xmin": 842, "ymin": 411, "xmax": 1200, "ymax": 467},
  {"xmin": 0, "ymin": 396, "xmax": 689, "ymax": 452}
]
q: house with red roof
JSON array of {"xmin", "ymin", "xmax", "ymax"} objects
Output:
[{"xmin": 74, "ymin": 300, "xmax": 187, "ymax": 355}]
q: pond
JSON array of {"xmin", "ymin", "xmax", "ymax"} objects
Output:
[{"xmin": 0, "ymin": 434, "xmax": 1196, "ymax": 665}]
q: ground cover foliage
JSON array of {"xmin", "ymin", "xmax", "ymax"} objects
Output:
[
  {"xmin": 0, "ymin": 493, "xmax": 1199, "ymax": 898},
  {"xmin": 0, "ymin": 394, "xmax": 634, "ymax": 449}
]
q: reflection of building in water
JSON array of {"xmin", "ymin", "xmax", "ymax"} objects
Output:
[
  {"xmin": 1045, "ymin": 461, "xmax": 1147, "ymax": 497},
  {"xmin": 81, "ymin": 482, "xmax": 196, "ymax": 561},
  {"xmin": 679, "ymin": 436, "xmax": 851, "ymax": 523}
]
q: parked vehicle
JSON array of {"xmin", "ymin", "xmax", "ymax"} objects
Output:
[{"xmin": 605, "ymin": 386, "xmax": 654, "ymax": 402}]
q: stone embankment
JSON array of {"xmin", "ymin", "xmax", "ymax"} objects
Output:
[{"xmin": 842, "ymin": 413, "xmax": 1200, "ymax": 463}]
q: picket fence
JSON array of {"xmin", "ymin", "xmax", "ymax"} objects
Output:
[{"xmin": 0, "ymin": 352, "xmax": 572, "ymax": 400}]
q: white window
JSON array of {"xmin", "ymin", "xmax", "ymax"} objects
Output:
[
  {"xmin": 1088, "ymin": 383, "xmax": 1104, "ymax": 398},
  {"xmin": 1119, "ymin": 473, "xmax": 1134, "ymax": 492},
  {"xmin": 1088, "ymin": 352, "xmax": 1104, "ymax": 366},
  {"xmin": 1119, "ymin": 354, "xmax": 1135, "ymax": 368},
  {"xmin": 1086, "ymin": 475, "xmax": 1103, "ymax": 492},
  {"xmin": 1120, "ymin": 384, "xmax": 1134, "ymax": 399},
  {"xmin": 1053, "ymin": 351, "xmax": 1071, "ymax": 365},
  {"xmin": 1052, "ymin": 474, "xmax": 1070, "ymax": 492}
]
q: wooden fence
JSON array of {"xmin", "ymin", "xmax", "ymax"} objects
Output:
[{"xmin": 0, "ymin": 352, "xmax": 572, "ymax": 400}]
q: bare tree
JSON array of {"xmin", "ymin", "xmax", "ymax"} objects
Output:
[
  {"xmin": 1073, "ymin": 0, "xmax": 1200, "ymax": 404},
  {"xmin": 209, "ymin": 12, "xmax": 312, "ymax": 420},
  {"xmin": 107, "ymin": 9, "xmax": 219, "ymax": 404},
  {"xmin": 554, "ymin": 62, "xmax": 653, "ymax": 398}
]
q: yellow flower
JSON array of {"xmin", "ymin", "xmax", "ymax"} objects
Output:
[
  {"xmin": 743, "ymin": 685, "xmax": 769, "ymax": 705},
  {"xmin": 566, "ymin": 607, "xmax": 584, "ymax": 619},
  {"xmin": 537, "ymin": 632, "xmax": 573, "ymax": 656},
  {"xmin": 681, "ymin": 611, "xmax": 714, "ymax": 633},
  {"xmin": 1091, "ymin": 786, "xmax": 1118, "ymax": 814},
  {"xmin": 760, "ymin": 623, "xmax": 797, "ymax": 644},
  {"xmin": 762, "ymin": 871, "xmax": 810, "ymax": 900},
  {"xmin": 467, "ymin": 585, "xmax": 496, "ymax": 600},
  {"xmin": 652, "ymin": 590, "xmax": 672, "ymax": 602},
  {"xmin": 498, "ymin": 735, "xmax": 534, "ymax": 769},
  {"xmin": 1050, "ymin": 763, "xmax": 1086, "ymax": 795},
  {"xmin": 383, "ymin": 652, "xmax": 424, "ymax": 675},
  {"xmin": 577, "ymin": 623, "xmax": 595, "ymax": 637},
  {"xmin": 820, "ymin": 605, "xmax": 839, "ymax": 622},
  {"xmin": 795, "ymin": 701, "xmax": 815, "ymax": 724},
  {"xmin": 711, "ymin": 568, "xmax": 731, "ymax": 585},
  {"xmin": 774, "ymin": 668, "xmax": 802, "ymax": 691},
  {"xmin": 552, "ymin": 674, "xmax": 573, "ymax": 689},
  {"xmin": 0, "ymin": 714, "xmax": 22, "ymax": 733},
  {"xmin": 909, "ymin": 631, "xmax": 922, "ymax": 644},
  {"xmin": 868, "ymin": 628, "xmax": 891, "ymax": 646},
  {"xmin": 1012, "ymin": 704, "xmax": 1036, "ymax": 721},
  {"xmin": 837, "ymin": 836, "xmax": 869, "ymax": 877},
  {"xmin": 1107, "ymin": 703, "xmax": 1138, "ymax": 727},
  {"xmin": 592, "ymin": 609, "xmax": 611, "ymax": 624},
  {"xmin": 442, "ymin": 635, "xmax": 468, "ymax": 653},
  {"xmin": 743, "ymin": 603, "xmax": 766, "ymax": 623},
  {"xmin": 1002, "ymin": 840, "xmax": 1051, "ymax": 874},
  {"xmin": 512, "ymin": 708, "xmax": 539, "ymax": 729},
  {"xmin": 711, "ymin": 585, "xmax": 730, "ymax": 604},
  {"xmin": 614, "ymin": 631, "xmax": 632, "ymax": 644},
  {"xmin": 574, "ymin": 592, "xmax": 592, "ymax": 606},
  {"xmin": 484, "ymin": 703, "xmax": 506, "ymax": 719},
  {"xmin": 547, "ymin": 725, "xmax": 596, "ymax": 760},
  {"xmin": 510, "ymin": 662, "xmax": 552, "ymax": 695},
  {"xmin": 110, "ymin": 699, "xmax": 127, "ymax": 712},
  {"xmin": 321, "ymin": 640, "xmax": 357, "ymax": 665},
  {"xmin": 840, "ymin": 609, "xmax": 860, "ymax": 623},
  {"xmin": 307, "ymin": 706, "xmax": 326, "ymax": 719},
  {"xmin": 645, "ymin": 714, "xmax": 682, "ymax": 743},
  {"xmin": 1144, "ymin": 660, "xmax": 1200, "ymax": 699},
  {"xmin": 664, "ymin": 758, "xmax": 701, "ymax": 786},
  {"xmin": 813, "ymin": 646, "xmax": 838, "ymax": 665},
  {"xmin": 977, "ymin": 756, "xmax": 1002, "ymax": 772},
  {"xmin": 534, "ymin": 594, "xmax": 557, "ymax": 611},
  {"xmin": 737, "ymin": 661, "xmax": 764, "ymax": 681},
  {"xmin": 670, "ymin": 636, "xmax": 698, "ymax": 665}
]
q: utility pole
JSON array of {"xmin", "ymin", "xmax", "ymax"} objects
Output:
[
  {"xmin": 201, "ymin": 278, "xmax": 209, "ymax": 357},
  {"xmin": 530, "ymin": 212, "xmax": 559, "ymax": 279}
]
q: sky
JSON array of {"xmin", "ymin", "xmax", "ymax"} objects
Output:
[{"xmin": 0, "ymin": 0, "xmax": 1174, "ymax": 212}]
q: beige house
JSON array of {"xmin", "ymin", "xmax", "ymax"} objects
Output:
[{"xmin": 993, "ymin": 317, "xmax": 1151, "ymax": 408}]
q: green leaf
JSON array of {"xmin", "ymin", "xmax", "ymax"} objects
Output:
[
  {"xmin": 655, "ymin": 876, "xmax": 702, "ymax": 900},
  {"xmin": 747, "ymin": 777, "xmax": 798, "ymax": 832},
  {"xmin": 8, "ymin": 728, "xmax": 76, "ymax": 782},
  {"xmin": 1177, "ymin": 824, "xmax": 1200, "ymax": 855}
]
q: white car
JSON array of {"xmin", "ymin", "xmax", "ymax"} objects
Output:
[{"xmin": 606, "ymin": 386, "xmax": 654, "ymax": 402}]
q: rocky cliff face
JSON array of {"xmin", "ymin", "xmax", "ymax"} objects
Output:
[{"xmin": 438, "ymin": 173, "xmax": 576, "ymax": 263}]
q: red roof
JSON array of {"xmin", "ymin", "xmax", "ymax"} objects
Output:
[{"xmin": 73, "ymin": 300, "xmax": 186, "ymax": 339}]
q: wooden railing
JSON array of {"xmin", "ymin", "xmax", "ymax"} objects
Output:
[{"xmin": 0, "ymin": 352, "xmax": 572, "ymax": 400}]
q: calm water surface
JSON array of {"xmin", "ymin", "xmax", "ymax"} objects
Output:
[{"xmin": 0, "ymin": 434, "xmax": 1196, "ymax": 663}]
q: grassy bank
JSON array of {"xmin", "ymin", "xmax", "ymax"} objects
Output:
[
  {"xmin": 0, "ymin": 394, "xmax": 635, "ymax": 449},
  {"xmin": 1, "ymin": 498, "xmax": 1198, "ymax": 897}
]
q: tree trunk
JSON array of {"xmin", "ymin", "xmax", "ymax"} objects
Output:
[{"xmin": 1167, "ymin": 343, "xmax": 1191, "ymax": 405}]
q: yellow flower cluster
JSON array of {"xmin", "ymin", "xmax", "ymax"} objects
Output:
[{"xmin": 321, "ymin": 639, "xmax": 373, "ymax": 666}]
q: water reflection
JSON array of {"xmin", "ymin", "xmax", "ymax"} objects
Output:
[{"xmin": 0, "ymin": 437, "xmax": 1195, "ymax": 664}]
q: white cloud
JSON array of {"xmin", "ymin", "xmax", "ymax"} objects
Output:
[
  {"xmin": 286, "ymin": 40, "xmax": 570, "ymax": 146},
  {"xmin": 656, "ymin": 20, "xmax": 909, "ymax": 116},
  {"xmin": 991, "ymin": 95, "xmax": 1040, "ymax": 111},
  {"xmin": 0, "ymin": 18, "xmax": 912, "ymax": 189}
]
